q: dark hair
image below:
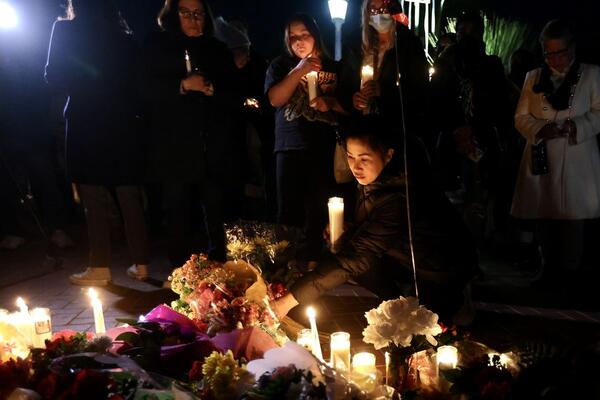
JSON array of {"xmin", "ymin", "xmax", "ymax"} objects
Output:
[
  {"xmin": 456, "ymin": 11, "xmax": 484, "ymax": 40},
  {"xmin": 539, "ymin": 19, "xmax": 575, "ymax": 46},
  {"xmin": 63, "ymin": 0, "xmax": 131, "ymax": 33},
  {"xmin": 343, "ymin": 115, "xmax": 397, "ymax": 157},
  {"xmin": 284, "ymin": 14, "xmax": 327, "ymax": 58},
  {"xmin": 158, "ymin": 0, "xmax": 215, "ymax": 36}
]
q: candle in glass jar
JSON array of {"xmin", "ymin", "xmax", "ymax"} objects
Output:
[
  {"xmin": 330, "ymin": 331, "xmax": 351, "ymax": 372},
  {"xmin": 31, "ymin": 308, "xmax": 52, "ymax": 348},
  {"xmin": 437, "ymin": 345, "xmax": 458, "ymax": 370},
  {"xmin": 306, "ymin": 71, "xmax": 318, "ymax": 104},
  {"xmin": 352, "ymin": 352, "xmax": 376, "ymax": 376},
  {"xmin": 328, "ymin": 197, "xmax": 344, "ymax": 253},
  {"xmin": 296, "ymin": 328, "xmax": 313, "ymax": 352},
  {"xmin": 360, "ymin": 65, "xmax": 374, "ymax": 88},
  {"xmin": 306, "ymin": 307, "xmax": 323, "ymax": 361},
  {"xmin": 88, "ymin": 288, "xmax": 106, "ymax": 335}
]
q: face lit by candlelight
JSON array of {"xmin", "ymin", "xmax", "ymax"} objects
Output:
[
  {"xmin": 543, "ymin": 38, "xmax": 575, "ymax": 74},
  {"xmin": 346, "ymin": 137, "xmax": 394, "ymax": 185},
  {"xmin": 288, "ymin": 22, "xmax": 315, "ymax": 59},
  {"xmin": 178, "ymin": 0, "xmax": 205, "ymax": 37}
]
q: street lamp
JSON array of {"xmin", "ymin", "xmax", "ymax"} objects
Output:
[
  {"xmin": 328, "ymin": 0, "xmax": 348, "ymax": 61},
  {"xmin": 0, "ymin": 1, "xmax": 18, "ymax": 30}
]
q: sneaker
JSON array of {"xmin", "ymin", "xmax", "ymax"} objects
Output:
[
  {"xmin": 50, "ymin": 229, "xmax": 75, "ymax": 249},
  {"xmin": 69, "ymin": 267, "xmax": 111, "ymax": 286},
  {"xmin": 0, "ymin": 235, "xmax": 25, "ymax": 250},
  {"xmin": 127, "ymin": 264, "xmax": 149, "ymax": 280}
]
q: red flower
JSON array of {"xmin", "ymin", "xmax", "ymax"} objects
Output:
[
  {"xmin": 36, "ymin": 372, "xmax": 59, "ymax": 399},
  {"xmin": 188, "ymin": 360, "xmax": 204, "ymax": 381},
  {"xmin": 59, "ymin": 369, "xmax": 112, "ymax": 400}
]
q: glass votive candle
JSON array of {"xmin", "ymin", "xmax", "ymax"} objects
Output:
[
  {"xmin": 296, "ymin": 328, "xmax": 313, "ymax": 352},
  {"xmin": 352, "ymin": 352, "xmax": 376, "ymax": 376},
  {"xmin": 437, "ymin": 345, "xmax": 458, "ymax": 370},
  {"xmin": 330, "ymin": 331, "xmax": 351, "ymax": 372}
]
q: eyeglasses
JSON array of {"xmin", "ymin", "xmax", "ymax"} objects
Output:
[
  {"xmin": 543, "ymin": 47, "xmax": 571, "ymax": 60},
  {"xmin": 178, "ymin": 9, "xmax": 205, "ymax": 20}
]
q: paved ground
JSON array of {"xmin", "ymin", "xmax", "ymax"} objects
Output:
[{"xmin": 1, "ymin": 226, "xmax": 599, "ymax": 367}]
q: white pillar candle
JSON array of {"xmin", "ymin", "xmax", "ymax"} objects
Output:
[
  {"xmin": 306, "ymin": 306, "xmax": 323, "ymax": 362},
  {"xmin": 437, "ymin": 345, "xmax": 458, "ymax": 370},
  {"xmin": 13, "ymin": 298, "xmax": 34, "ymax": 346},
  {"xmin": 296, "ymin": 328, "xmax": 313, "ymax": 352},
  {"xmin": 31, "ymin": 308, "xmax": 52, "ymax": 348},
  {"xmin": 328, "ymin": 197, "xmax": 344, "ymax": 253},
  {"xmin": 360, "ymin": 65, "xmax": 374, "ymax": 88},
  {"xmin": 185, "ymin": 50, "xmax": 192, "ymax": 74},
  {"xmin": 385, "ymin": 351, "xmax": 391, "ymax": 386},
  {"xmin": 306, "ymin": 71, "xmax": 318, "ymax": 105},
  {"xmin": 330, "ymin": 331, "xmax": 351, "ymax": 372},
  {"xmin": 352, "ymin": 352, "xmax": 376, "ymax": 376},
  {"xmin": 88, "ymin": 288, "xmax": 106, "ymax": 335}
]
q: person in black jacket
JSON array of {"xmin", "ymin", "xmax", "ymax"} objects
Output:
[
  {"xmin": 144, "ymin": 0, "xmax": 240, "ymax": 266},
  {"xmin": 272, "ymin": 116, "xmax": 478, "ymax": 324},
  {"xmin": 46, "ymin": 0, "xmax": 149, "ymax": 286}
]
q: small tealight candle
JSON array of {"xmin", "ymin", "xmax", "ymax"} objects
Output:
[
  {"xmin": 437, "ymin": 345, "xmax": 458, "ymax": 370},
  {"xmin": 330, "ymin": 331, "xmax": 351, "ymax": 372},
  {"xmin": 360, "ymin": 65, "xmax": 374, "ymax": 88},
  {"xmin": 88, "ymin": 288, "xmax": 106, "ymax": 336},
  {"xmin": 296, "ymin": 328, "xmax": 313, "ymax": 352},
  {"xmin": 306, "ymin": 306, "xmax": 323, "ymax": 361},
  {"xmin": 31, "ymin": 308, "xmax": 52, "ymax": 348},
  {"xmin": 352, "ymin": 352, "xmax": 376, "ymax": 376},
  {"xmin": 327, "ymin": 197, "xmax": 344, "ymax": 253},
  {"xmin": 306, "ymin": 71, "xmax": 318, "ymax": 104}
]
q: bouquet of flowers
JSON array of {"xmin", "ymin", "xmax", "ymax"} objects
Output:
[
  {"xmin": 169, "ymin": 254, "xmax": 288, "ymax": 343},
  {"xmin": 225, "ymin": 221, "xmax": 302, "ymax": 287}
]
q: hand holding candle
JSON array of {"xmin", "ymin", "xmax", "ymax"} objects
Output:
[
  {"xmin": 360, "ymin": 65, "xmax": 374, "ymax": 88},
  {"xmin": 328, "ymin": 197, "xmax": 344, "ymax": 253},
  {"xmin": 306, "ymin": 71, "xmax": 318, "ymax": 105},
  {"xmin": 88, "ymin": 288, "xmax": 106, "ymax": 336}
]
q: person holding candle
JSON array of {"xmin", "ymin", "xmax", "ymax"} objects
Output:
[
  {"xmin": 143, "ymin": 0, "xmax": 240, "ymax": 266},
  {"xmin": 272, "ymin": 115, "xmax": 478, "ymax": 324},
  {"xmin": 345, "ymin": 0, "xmax": 428, "ymax": 134},
  {"xmin": 265, "ymin": 13, "xmax": 347, "ymax": 263},
  {"xmin": 45, "ymin": 0, "xmax": 150, "ymax": 286}
]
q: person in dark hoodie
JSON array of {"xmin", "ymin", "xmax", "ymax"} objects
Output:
[
  {"xmin": 143, "ymin": 0, "xmax": 240, "ymax": 267},
  {"xmin": 272, "ymin": 116, "xmax": 478, "ymax": 324}
]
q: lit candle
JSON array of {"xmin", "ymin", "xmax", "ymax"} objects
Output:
[
  {"xmin": 487, "ymin": 352, "xmax": 509, "ymax": 368},
  {"xmin": 13, "ymin": 298, "xmax": 34, "ymax": 346},
  {"xmin": 330, "ymin": 331, "xmax": 351, "ymax": 372},
  {"xmin": 31, "ymin": 308, "xmax": 52, "ymax": 348},
  {"xmin": 428, "ymin": 66, "xmax": 435, "ymax": 81},
  {"xmin": 306, "ymin": 71, "xmax": 318, "ymax": 105},
  {"xmin": 352, "ymin": 352, "xmax": 376, "ymax": 376},
  {"xmin": 88, "ymin": 288, "xmax": 106, "ymax": 336},
  {"xmin": 306, "ymin": 306, "xmax": 323, "ymax": 362},
  {"xmin": 437, "ymin": 345, "xmax": 458, "ymax": 370},
  {"xmin": 185, "ymin": 49, "xmax": 192, "ymax": 74},
  {"xmin": 328, "ymin": 197, "xmax": 344, "ymax": 253},
  {"xmin": 296, "ymin": 328, "xmax": 313, "ymax": 352},
  {"xmin": 360, "ymin": 65, "xmax": 374, "ymax": 88}
]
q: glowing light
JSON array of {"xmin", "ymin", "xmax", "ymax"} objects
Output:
[
  {"xmin": 0, "ymin": 2, "xmax": 18, "ymax": 29},
  {"xmin": 328, "ymin": 0, "xmax": 348, "ymax": 21}
]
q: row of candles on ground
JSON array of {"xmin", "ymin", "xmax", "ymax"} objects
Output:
[
  {"xmin": 0, "ymin": 289, "xmax": 106, "ymax": 355},
  {"xmin": 298, "ymin": 306, "xmax": 461, "ymax": 386}
]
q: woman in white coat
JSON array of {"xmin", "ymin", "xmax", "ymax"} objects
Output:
[{"xmin": 511, "ymin": 19, "xmax": 600, "ymax": 285}]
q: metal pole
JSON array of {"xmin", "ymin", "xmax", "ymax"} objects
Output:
[{"xmin": 334, "ymin": 19, "xmax": 343, "ymax": 61}]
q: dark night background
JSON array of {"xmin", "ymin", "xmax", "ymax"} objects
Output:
[{"xmin": 2, "ymin": 0, "xmax": 598, "ymax": 67}]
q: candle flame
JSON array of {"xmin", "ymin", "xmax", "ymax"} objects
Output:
[
  {"xmin": 306, "ymin": 306, "xmax": 316, "ymax": 319},
  {"xmin": 328, "ymin": 197, "xmax": 344, "ymax": 204},
  {"xmin": 87, "ymin": 288, "xmax": 98, "ymax": 300},
  {"xmin": 185, "ymin": 49, "xmax": 190, "ymax": 61},
  {"xmin": 16, "ymin": 297, "xmax": 28, "ymax": 314},
  {"xmin": 361, "ymin": 65, "xmax": 373, "ymax": 75}
]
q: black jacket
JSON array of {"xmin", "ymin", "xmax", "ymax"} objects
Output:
[
  {"xmin": 143, "ymin": 31, "xmax": 241, "ymax": 183},
  {"xmin": 45, "ymin": 20, "xmax": 145, "ymax": 185},
  {"xmin": 291, "ymin": 166, "xmax": 477, "ymax": 314}
]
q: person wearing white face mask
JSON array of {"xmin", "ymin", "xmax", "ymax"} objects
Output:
[{"xmin": 345, "ymin": 0, "xmax": 428, "ymax": 136}]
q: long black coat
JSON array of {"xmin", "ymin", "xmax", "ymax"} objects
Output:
[
  {"xmin": 142, "ymin": 31, "xmax": 240, "ymax": 184},
  {"xmin": 45, "ymin": 20, "xmax": 144, "ymax": 185},
  {"xmin": 290, "ymin": 165, "xmax": 478, "ymax": 319}
]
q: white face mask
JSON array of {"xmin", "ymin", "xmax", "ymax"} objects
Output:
[{"xmin": 369, "ymin": 14, "xmax": 394, "ymax": 33}]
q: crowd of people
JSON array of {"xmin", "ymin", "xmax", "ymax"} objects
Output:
[{"xmin": 1, "ymin": 0, "xmax": 599, "ymax": 320}]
